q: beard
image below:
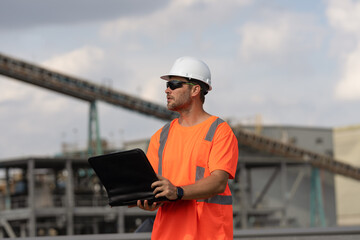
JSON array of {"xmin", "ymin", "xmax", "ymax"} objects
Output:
[{"xmin": 167, "ymin": 91, "xmax": 192, "ymax": 112}]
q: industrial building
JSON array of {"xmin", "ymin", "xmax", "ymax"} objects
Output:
[
  {"xmin": 236, "ymin": 125, "xmax": 337, "ymax": 228},
  {"xmin": 333, "ymin": 125, "xmax": 360, "ymax": 226},
  {"xmin": 1, "ymin": 53, "xmax": 360, "ymax": 238}
]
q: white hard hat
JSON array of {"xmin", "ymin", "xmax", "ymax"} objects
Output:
[{"xmin": 161, "ymin": 56, "xmax": 212, "ymax": 91}]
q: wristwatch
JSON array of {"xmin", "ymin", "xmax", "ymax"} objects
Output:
[{"xmin": 176, "ymin": 186, "xmax": 184, "ymax": 200}]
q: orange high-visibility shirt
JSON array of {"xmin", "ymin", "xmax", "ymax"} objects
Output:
[{"xmin": 146, "ymin": 116, "xmax": 239, "ymax": 240}]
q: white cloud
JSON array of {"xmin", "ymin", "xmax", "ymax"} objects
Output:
[
  {"xmin": 99, "ymin": 0, "xmax": 253, "ymax": 103},
  {"xmin": 335, "ymin": 42, "xmax": 360, "ymax": 100},
  {"xmin": 239, "ymin": 21, "xmax": 289, "ymax": 59},
  {"xmin": 250, "ymin": 94, "xmax": 265, "ymax": 104},
  {"xmin": 100, "ymin": 0, "xmax": 252, "ymax": 42},
  {"xmin": 115, "ymin": 57, "xmax": 168, "ymax": 103},
  {"xmin": 0, "ymin": 78, "xmax": 30, "ymax": 102},
  {"xmin": 326, "ymin": 0, "xmax": 360, "ymax": 35},
  {"xmin": 237, "ymin": 12, "xmax": 323, "ymax": 62},
  {"xmin": 42, "ymin": 45, "xmax": 105, "ymax": 76},
  {"xmin": 327, "ymin": 0, "xmax": 360, "ymax": 100}
]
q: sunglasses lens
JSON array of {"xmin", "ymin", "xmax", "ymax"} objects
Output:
[{"xmin": 166, "ymin": 81, "xmax": 183, "ymax": 90}]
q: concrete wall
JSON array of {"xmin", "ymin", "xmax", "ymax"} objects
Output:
[{"xmin": 333, "ymin": 125, "xmax": 360, "ymax": 226}]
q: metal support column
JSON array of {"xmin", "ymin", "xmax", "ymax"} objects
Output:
[
  {"xmin": 27, "ymin": 159, "xmax": 36, "ymax": 237},
  {"xmin": 310, "ymin": 167, "xmax": 326, "ymax": 227},
  {"xmin": 117, "ymin": 207, "xmax": 125, "ymax": 233},
  {"xmin": 280, "ymin": 161, "xmax": 288, "ymax": 227},
  {"xmin": 88, "ymin": 101, "xmax": 103, "ymax": 156},
  {"xmin": 65, "ymin": 160, "xmax": 74, "ymax": 235},
  {"xmin": 239, "ymin": 162, "xmax": 248, "ymax": 229},
  {"xmin": 5, "ymin": 168, "xmax": 11, "ymax": 210}
]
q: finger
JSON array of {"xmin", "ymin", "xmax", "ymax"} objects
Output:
[
  {"xmin": 151, "ymin": 180, "xmax": 162, "ymax": 189},
  {"xmin": 145, "ymin": 200, "xmax": 155, "ymax": 210},
  {"xmin": 143, "ymin": 200, "xmax": 149, "ymax": 209},
  {"xmin": 150, "ymin": 202, "xmax": 157, "ymax": 209},
  {"xmin": 144, "ymin": 200, "xmax": 155, "ymax": 210},
  {"xmin": 150, "ymin": 202, "xmax": 163, "ymax": 211},
  {"xmin": 153, "ymin": 185, "xmax": 165, "ymax": 195},
  {"xmin": 137, "ymin": 200, "xmax": 144, "ymax": 209},
  {"xmin": 155, "ymin": 189, "xmax": 167, "ymax": 199}
]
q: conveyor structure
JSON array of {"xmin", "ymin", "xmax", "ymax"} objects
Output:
[
  {"xmin": 0, "ymin": 52, "xmax": 178, "ymax": 121},
  {"xmin": 0, "ymin": 52, "xmax": 359, "ymax": 180},
  {"xmin": 233, "ymin": 127, "xmax": 360, "ymax": 181}
]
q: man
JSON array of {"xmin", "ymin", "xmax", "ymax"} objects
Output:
[{"xmin": 137, "ymin": 56, "xmax": 238, "ymax": 239}]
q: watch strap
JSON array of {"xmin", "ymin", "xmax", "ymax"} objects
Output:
[{"xmin": 176, "ymin": 186, "xmax": 184, "ymax": 200}]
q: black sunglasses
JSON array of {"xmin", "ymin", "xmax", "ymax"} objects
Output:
[{"xmin": 166, "ymin": 80, "xmax": 196, "ymax": 90}]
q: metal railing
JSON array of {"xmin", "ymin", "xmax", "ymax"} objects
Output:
[{"xmin": 7, "ymin": 226, "xmax": 360, "ymax": 240}]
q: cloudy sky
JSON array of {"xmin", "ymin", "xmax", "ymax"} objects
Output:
[{"xmin": 1, "ymin": 0, "xmax": 360, "ymax": 159}]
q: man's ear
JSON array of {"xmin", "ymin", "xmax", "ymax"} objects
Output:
[{"xmin": 191, "ymin": 84, "xmax": 201, "ymax": 97}]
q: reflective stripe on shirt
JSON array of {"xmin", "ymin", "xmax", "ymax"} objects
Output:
[
  {"xmin": 205, "ymin": 118, "xmax": 224, "ymax": 142},
  {"xmin": 158, "ymin": 122, "xmax": 171, "ymax": 176}
]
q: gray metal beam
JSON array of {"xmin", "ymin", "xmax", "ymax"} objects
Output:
[
  {"xmin": 117, "ymin": 207, "xmax": 125, "ymax": 233},
  {"xmin": 280, "ymin": 160, "xmax": 288, "ymax": 226},
  {"xmin": 65, "ymin": 160, "xmax": 74, "ymax": 235},
  {"xmin": 5, "ymin": 168, "xmax": 11, "ymax": 210},
  {"xmin": 27, "ymin": 159, "xmax": 35, "ymax": 237},
  {"xmin": 0, "ymin": 52, "xmax": 178, "ymax": 121},
  {"xmin": 0, "ymin": 218, "xmax": 16, "ymax": 238},
  {"xmin": 252, "ymin": 167, "xmax": 280, "ymax": 209},
  {"xmin": 239, "ymin": 162, "xmax": 248, "ymax": 229},
  {"xmin": 0, "ymin": 209, "xmax": 31, "ymax": 221},
  {"xmin": 286, "ymin": 167, "xmax": 306, "ymax": 206}
]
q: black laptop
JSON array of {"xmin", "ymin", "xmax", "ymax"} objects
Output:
[{"xmin": 88, "ymin": 148, "xmax": 168, "ymax": 206}]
